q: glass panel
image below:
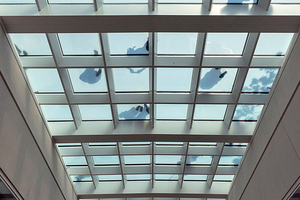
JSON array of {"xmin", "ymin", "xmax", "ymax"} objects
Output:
[
  {"xmin": 104, "ymin": 0, "xmax": 147, "ymax": 2},
  {"xmin": 186, "ymin": 156, "xmax": 212, "ymax": 164},
  {"xmin": 99, "ymin": 175, "xmax": 122, "ymax": 181},
  {"xmin": 155, "ymin": 155, "xmax": 181, "ymax": 164},
  {"xmin": 156, "ymin": 142, "xmax": 184, "ymax": 145},
  {"xmin": 271, "ymin": 0, "xmax": 300, "ymax": 3},
  {"xmin": 68, "ymin": 68, "xmax": 107, "ymax": 92},
  {"xmin": 213, "ymin": 175, "xmax": 234, "ymax": 181},
  {"xmin": 158, "ymin": 0, "xmax": 202, "ymax": 2},
  {"xmin": 189, "ymin": 142, "xmax": 217, "ymax": 146},
  {"xmin": 79, "ymin": 105, "xmax": 112, "ymax": 120},
  {"xmin": 157, "ymin": 33, "xmax": 198, "ymax": 55},
  {"xmin": 93, "ymin": 156, "xmax": 120, "ymax": 165},
  {"xmin": 155, "ymin": 174, "xmax": 178, "ymax": 180},
  {"xmin": 40, "ymin": 105, "xmax": 73, "ymax": 121},
  {"xmin": 0, "ymin": 0, "xmax": 34, "ymax": 3},
  {"xmin": 10, "ymin": 33, "xmax": 52, "ymax": 56},
  {"xmin": 157, "ymin": 68, "xmax": 193, "ymax": 91},
  {"xmin": 156, "ymin": 104, "xmax": 188, "ymax": 119},
  {"xmin": 89, "ymin": 142, "xmax": 117, "ymax": 146},
  {"xmin": 124, "ymin": 155, "xmax": 151, "ymax": 164},
  {"xmin": 204, "ymin": 33, "xmax": 248, "ymax": 55},
  {"xmin": 122, "ymin": 142, "xmax": 151, "ymax": 145},
  {"xmin": 184, "ymin": 174, "xmax": 207, "ymax": 181},
  {"xmin": 254, "ymin": 33, "xmax": 294, "ymax": 55},
  {"xmin": 26, "ymin": 69, "xmax": 64, "ymax": 92},
  {"xmin": 213, "ymin": 0, "xmax": 257, "ymax": 3},
  {"xmin": 219, "ymin": 156, "xmax": 242, "ymax": 165},
  {"xmin": 233, "ymin": 105, "xmax": 264, "ymax": 120},
  {"xmin": 242, "ymin": 68, "xmax": 279, "ymax": 92},
  {"xmin": 57, "ymin": 143, "xmax": 81, "ymax": 146},
  {"xmin": 63, "ymin": 156, "xmax": 87, "ymax": 165},
  {"xmin": 198, "ymin": 68, "xmax": 238, "ymax": 92},
  {"xmin": 126, "ymin": 174, "xmax": 151, "ymax": 180},
  {"xmin": 58, "ymin": 33, "xmax": 101, "ymax": 55},
  {"xmin": 49, "ymin": 0, "xmax": 93, "ymax": 3},
  {"xmin": 71, "ymin": 175, "xmax": 92, "ymax": 181},
  {"xmin": 194, "ymin": 104, "xmax": 227, "ymax": 120},
  {"xmin": 113, "ymin": 68, "xmax": 149, "ymax": 92},
  {"xmin": 108, "ymin": 33, "xmax": 149, "ymax": 55},
  {"xmin": 118, "ymin": 104, "xmax": 150, "ymax": 120}
]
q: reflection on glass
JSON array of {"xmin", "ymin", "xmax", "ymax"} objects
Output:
[
  {"xmin": 158, "ymin": 0, "xmax": 202, "ymax": 2},
  {"xmin": 93, "ymin": 156, "xmax": 119, "ymax": 165},
  {"xmin": 213, "ymin": 175, "xmax": 234, "ymax": 181},
  {"xmin": 40, "ymin": 105, "xmax": 73, "ymax": 121},
  {"xmin": 194, "ymin": 104, "xmax": 227, "ymax": 120},
  {"xmin": 271, "ymin": 0, "xmax": 300, "ymax": 3},
  {"xmin": 184, "ymin": 174, "xmax": 207, "ymax": 181},
  {"xmin": 10, "ymin": 33, "xmax": 52, "ymax": 56},
  {"xmin": 157, "ymin": 68, "xmax": 193, "ymax": 91},
  {"xmin": 71, "ymin": 175, "xmax": 92, "ymax": 182},
  {"xmin": 113, "ymin": 68, "xmax": 149, "ymax": 91},
  {"xmin": 219, "ymin": 156, "xmax": 242, "ymax": 165},
  {"xmin": 198, "ymin": 68, "xmax": 237, "ymax": 92},
  {"xmin": 99, "ymin": 175, "xmax": 122, "ymax": 181},
  {"xmin": 157, "ymin": 33, "xmax": 198, "ymax": 55},
  {"xmin": 233, "ymin": 105, "xmax": 264, "ymax": 120},
  {"xmin": 68, "ymin": 68, "xmax": 107, "ymax": 92},
  {"xmin": 204, "ymin": 33, "xmax": 248, "ymax": 55},
  {"xmin": 124, "ymin": 155, "xmax": 151, "ymax": 164},
  {"xmin": 254, "ymin": 33, "xmax": 294, "ymax": 55},
  {"xmin": 242, "ymin": 68, "xmax": 279, "ymax": 92},
  {"xmin": 26, "ymin": 69, "xmax": 64, "ymax": 92},
  {"xmin": 155, "ymin": 174, "xmax": 178, "ymax": 180},
  {"xmin": 79, "ymin": 105, "xmax": 112, "ymax": 120},
  {"xmin": 213, "ymin": 0, "xmax": 257, "ymax": 3},
  {"xmin": 155, "ymin": 155, "xmax": 181, "ymax": 164},
  {"xmin": 186, "ymin": 156, "xmax": 212, "ymax": 164},
  {"xmin": 118, "ymin": 104, "xmax": 150, "ymax": 120},
  {"xmin": 108, "ymin": 33, "xmax": 149, "ymax": 55},
  {"xmin": 63, "ymin": 156, "xmax": 87, "ymax": 165},
  {"xmin": 49, "ymin": 0, "xmax": 93, "ymax": 3},
  {"xmin": 126, "ymin": 174, "xmax": 151, "ymax": 180},
  {"xmin": 156, "ymin": 104, "xmax": 188, "ymax": 119},
  {"xmin": 58, "ymin": 33, "xmax": 101, "ymax": 55}
]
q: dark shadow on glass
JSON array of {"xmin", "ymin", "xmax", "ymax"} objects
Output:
[
  {"xmin": 119, "ymin": 105, "xmax": 150, "ymax": 120},
  {"xmin": 15, "ymin": 44, "xmax": 28, "ymax": 56},
  {"xmin": 127, "ymin": 39, "xmax": 149, "ymax": 55},
  {"xmin": 79, "ymin": 50, "xmax": 102, "ymax": 84},
  {"xmin": 199, "ymin": 68, "xmax": 227, "ymax": 90},
  {"xmin": 74, "ymin": 175, "xmax": 90, "ymax": 181},
  {"xmin": 226, "ymin": 0, "xmax": 250, "ymax": 4},
  {"xmin": 126, "ymin": 68, "xmax": 146, "ymax": 74},
  {"xmin": 232, "ymin": 157, "xmax": 242, "ymax": 165}
]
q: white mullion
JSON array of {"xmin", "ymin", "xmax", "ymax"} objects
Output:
[
  {"xmin": 82, "ymin": 143, "xmax": 99, "ymax": 189},
  {"xmin": 149, "ymin": 0, "xmax": 158, "ymax": 11},
  {"xmin": 206, "ymin": 142, "xmax": 224, "ymax": 188},
  {"xmin": 94, "ymin": 0, "xmax": 103, "ymax": 11},
  {"xmin": 35, "ymin": 0, "xmax": 47, "ymax": 11},
  {"xmin": 180, "ymin": 142, "xmax": 189, "ymax": 188},
  {"xmin": 202, "ymin": 0, "xmax": 212, "ymax": 11},
  {"xmin": 151, "ymin": 141, "xmax": 155, "ymax": 188},
  {"xmin": 151, "ymin": 32, "xmax": 156, "ymax": 128},
  {"xmin": 258, "ymin": 0, "xmax": 271, "ymax": 11},
  {"xmin": 117, "ymin": 142, "xmax": 126, "ymax": 189}
]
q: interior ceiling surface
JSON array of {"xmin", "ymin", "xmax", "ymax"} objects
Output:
[{"xmin": 1, "ymin": 0, "xmax": 300, "ymax": 199}]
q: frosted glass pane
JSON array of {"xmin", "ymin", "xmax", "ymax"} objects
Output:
[
  {"xmin": 71, "ymin": 175, "xmax": 92, "ymax": 181},
  {"xmin": 158, "ymin": 0, "xmax": 202, "ymax": 2},
  {"xmin": 271, "ymin": 0, "xmax": 300, "ymax": 3},
  {"xmin": 49, "ymin": 0, "xmax": 93, "ymax": 3},
  {"xmin": 10, "ymin": 33, "xmax": 52, "ymax": 56},
  {"xmin": 184, "ymin": 175, "xmax": 207, "ymax": 180},
  {"xmin": 213, "ymin": 0, "xmax": 257, "ymax": 3},
  {"xmin": 40, "ymin": 105, "xmax": 73, "ymax": 121},
  {"xmin": 157, "ymin": 33, "xmax": 197, "ymax": 54},
  {"xmin": 233, "ymin": 105, "xmax": 264, "ymax": 120},
  {"xmin": 68, "ymin": 68, "xmax": 107, "ymax": 92},
  {"xmin": 213, "ymin": 175, "xmax": 234, "ymax": 181},
  {"xmin": 58, "ymin": 33, "xmax": 101, "ymax": 55},
  {"xmin": 186, "ymin": 156, "xmax": 212, "ymax": 164},
  {"xmin": 219, "ymin": 156, "xmax": 242, "ymax": 165},
  {"xmin": 194, "ymin": 104, "xmax": 227, "ymax": 120},
  {"xmin": 79, "ymin": 105, "xmax": 112, "ymax": 120},
  {"xmin": 157, "ymin": 68, "xmax": 193, "ymax": 91},
  {"xmin": 0, "ymin": 0, "xmax": 34, "ymax": 3},
  {"xmin": 204, "ymin": 33, "xmax": 248, "ymax": 55},
  {"xmin": 26, "ymin": 69, "xmax": 64, "ymax": 92},
  {"xmin": 242, "ymin": 68, "xmax": 279, "ymax": 92},
  {"xmin": 155, "ymin": 174, "xmax": 178, "ymax": 180},
  {"xmin": 126, "ymin": 174, "xmax": 151, "ymax": 180},
  {"xmin": 93, "ymin": 156, "xmax": 119, "ymax": 165},
  {"xmin": 63, "ymin": 156, "xmax": 87, "ymax": 165},
  {"xmin": 118, "ymin": 104, "xmax": 150, "ymax": 120},
  {"xmin": 99, "ymin": 175, "xmax": 122, "ymax": 181},
  {"xmin": 155, "ymin": 155, "xmax": 181, "ymax": 164},
  {"xmin": 156, "ymin": 142, "xmax": 183, "ymax": 145},
  {"xmin": 113, "ymin": 68, "xmax": 149, "ymax": 91},
  {"xmin": 254, "ymin": 33, "xmax": 294, "ymax": 55},
  {"xmin": 199, "ymin": 68, "xmax": 237, "ymax": 92},
  {"xmin": 124, "ymin": 155, "xmax": 151, "ymax": 164},
  {"xmin": 108, "ymin": 33, "xmax": 149, "ymax": 55},
  {"xmin": 156, "ymin": 104, "xmax": 188, "ymax": 119}
]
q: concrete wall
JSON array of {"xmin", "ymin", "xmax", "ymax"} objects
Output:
[{"xmin": 0, "ymin": 21, "xmax": 77, "ymax": 200}]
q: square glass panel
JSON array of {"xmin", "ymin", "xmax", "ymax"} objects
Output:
[
  {"xmin": 98, "ymin": 175, "xmax": 122, "ymax": 181},
  {"xmin": 155, "ymin": 155, "xmax": 181, "ymax": 164},
  {"xmin": 233, "ymin": 105, "xmax": 264, "ymax": 120},
  {"xmin": 155, "ymin": 174, "xmax": 178, "ymax": 180},
  {"xmin": 186, "ymin": 156, "xmax": 212, "ymax": 165},
  {"xmin": 78, "ymin": 105, "xmax": 112, "ymax": 120},
  {"xmin": 113, "ymin": 68, "xmax": 149, "ymax": 92},
  {"xmin": 58, "ymin": 33, "xmax": 101, "ymax": 55},
  {"xmin": 71, "ymin": 175, "xmax": 92, "ymax": 181},
  {"xmin": 158, "ymin": 0, "xmax": 202, "ymax": 2},
  {"xmin": 254, "ymin": 33, "xmax": 294, "ymax": 55},
  {"xmin": 26, "ymin": 69, "xmax": 64, "ymax": 92},
  {"xmin": 219, "ymin": 156, "xmax": 242, "ymax": 165},
  {"xmin": 48, "ymin": 0, "xmax": 93, "ymax": 3},
  {"xmin": 40, "ymin": 105, "xmax": 73, "ymax": 121},
  {"xmin": 118, "ymin": 104, "xmax": 150, "ymax": 120},
  {"xmin": 213, "ymin": 0, "xmax": 257, "ymax": 3},
  {"xmin": 123, "ymin": 155, "xmax": 151, "ymax": 164},
  {"xmin": 242, "ymin": 68, "xmax": 279, "ymax": 92},
  {"xmin": 126, "ymin": 174, "xmax": 151, "ymax": 180},
  {"xmin": 157, "ymin": 68, "xmax": 193, "ymax": 92},
  {"xmin": 184, "ymin": 175, "xmax": 207, "ymax": 181},
  {"xmin": 157, "ymin": 33, "xmax": 198, "ymax": 55},
  {"xmin": 10, "ymin": 33, "xmax": 52, "ymax": 56},
  {"xmin": 198, "ymin": 68, "xmax": 238, "ymax": 92},
  {"xmin": 156, "ymin": 104, "xmax": 188, "ymax": 119},
  {"xmin": 213, "ymin": 175, "xmax": 234, "ymax": 181},
  {"xmin": 194, "ymin": 104, "xmax": 227, "ymax": 120},
  {"xmin": 93, "ymin": 156, "xmax": 120, "ymax": 165},
  {"xmin": 271, "ymin": 0, "xmax": 300, "ymax": 3},
  {"xmin": 68, "ymin": 68, "xmax": 107, "ymax": 92},
  {"xmin": 62, "ymin": 156, "xmax": 87, "ymax": 165},
  {"xmin": 108, "ymin": 33, "xmax": 149, "ymax": 55},
  {"xmin": 204, "ymin": 33, "xmax": 248, "ymax": 55}
]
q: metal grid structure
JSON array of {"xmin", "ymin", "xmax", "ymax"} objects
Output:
[{"xmin": 1, "ymin": 0, "xmax": 300, "ymax": 199}]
